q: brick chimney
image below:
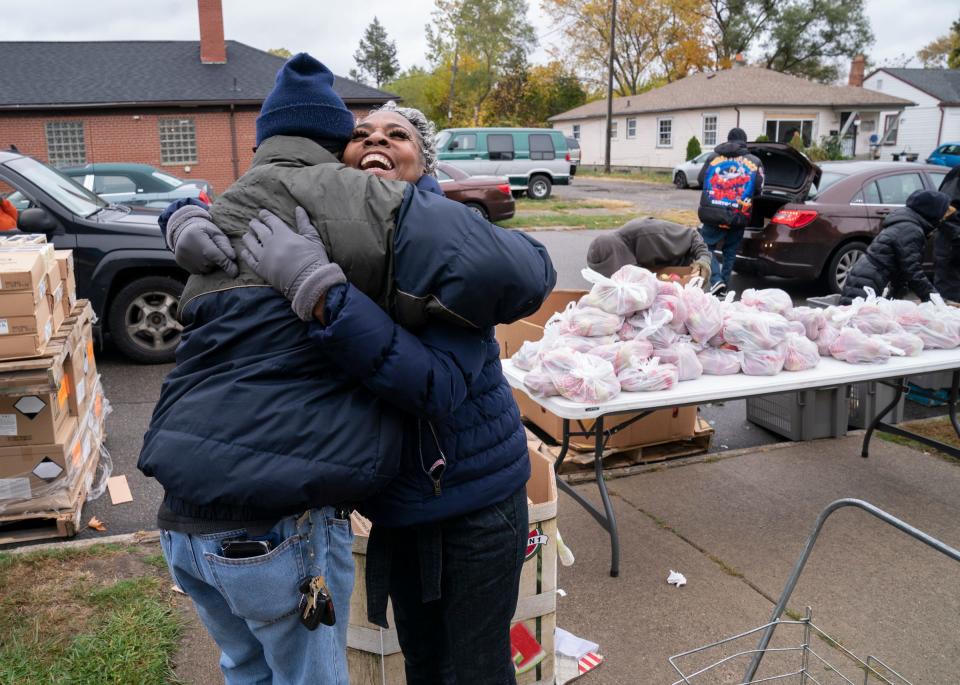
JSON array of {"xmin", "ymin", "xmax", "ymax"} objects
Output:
[
  {"xmin": 848, "ymin": 54, "xmax": 866, "ymax": 87},
  {"xmin": 198, "ymin": 0, "xmax": 226, "ymax": 64}
]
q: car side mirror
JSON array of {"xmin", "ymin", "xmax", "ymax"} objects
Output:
[{"xmin": 18, "ymin": 207, "xmax": 60, "ymax": 236}]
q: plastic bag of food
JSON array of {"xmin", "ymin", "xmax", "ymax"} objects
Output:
[
  {"xmin": 627, "ymin": 309, "xmax": 677, "ymax": 347},
  {"xmin": 723, "ymin": 310, "xmax": 791, "ymax": 350},
  {"xmin": 511, "ymin": 340, "xmax": 541, "ymax": 371},
  {"xmin": 786, "ymin": 306, "xmax": 827, "ymax": 340},
  {"xmin": 550, "ymin": 301, "xmax": 623, "ymax": 337},
  {"xmin": 650, "ymin": 294, "xmax": 688, "ymax": 333},
  {"xmin": 816, "ymin": 325, "xmax": 841, "ymax": 357},
  {"xmin": 542, "ymin": 348, "xmax": 621, "ymax": 403},
  {"xmin": 828, "ymin": 328, "xmax": 901, "ymax": 363},
  {"xmin": 849, "ymin": 308, "xmax": 902, "ymax": 336},
  {"xmin": 523, "ymin": 370, "xmax": 559, "ymax": 396},
  {"xmin": 878, "ymin": 331, "xmax": 924, "ymax": 357},
  {"xmin": 899, "ymin": 302, "xmax": 960, "ymax": 349},
  {"xmin": 592, "ymin": 339, "xmax": 654, "ymax": 374},
  {"xmin": 741, "ymin": 288, "xmax": 792, "ymax": 314},
  {"xmin": 551, "ymin": 334, "xmax": 617, "ymax": 354},
  {"xmin": 579, "ymin": 265, "xmax": 659, "ymax": 316},
  {"xmin": 618, "ymin": 357, "xmax": 679, "ymax": 392},
  {"xmin": 651, "ymin": 340, "xmax": 703, "ymax": 381},
  {"xmin": 697, "ymin": 346, "xmax": 741, "ymax": 375},
  {"xmin": 782, "ymin": 333, "xmax": 820, "ymax": 371},
  {"xmin": 682, "ymin": 281, "xmax": 724, "ymax": 343},
  {"xmin": 740, "ymin": 343, "xmax": 786, "ymax": 376}
]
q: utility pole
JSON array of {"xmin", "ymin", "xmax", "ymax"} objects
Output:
[{"xmin": 604, "ymin": 0, "xmax": 617, "ymax": 174}]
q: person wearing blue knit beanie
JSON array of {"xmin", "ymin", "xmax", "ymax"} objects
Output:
[{"xmin": 255, "ymin": 52, "xmax": 356, "ymax": 149}]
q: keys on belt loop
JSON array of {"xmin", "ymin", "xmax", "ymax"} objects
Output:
[{"xmin": 298, "ymin": 575, "xmax": 336, "ymax": 630}]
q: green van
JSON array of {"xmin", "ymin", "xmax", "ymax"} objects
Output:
[{"xmin": 436, "ymin": 128, "xmax": 574, "ymax": 199}]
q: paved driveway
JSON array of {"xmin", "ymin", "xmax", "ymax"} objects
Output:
[{"xmin": 555, "ymin": 176, "xmax": 699, "ymax": 212}]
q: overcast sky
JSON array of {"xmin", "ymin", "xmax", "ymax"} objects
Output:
[{"xmin": 2, "ymin": 0, "xmax": 949, "ymax": 78}]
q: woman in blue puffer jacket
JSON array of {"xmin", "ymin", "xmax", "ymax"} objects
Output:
[{"xmin": 169, "ymin": 102, "xmax": 556, "ymax": 685}]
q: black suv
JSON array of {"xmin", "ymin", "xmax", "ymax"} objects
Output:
[{"xmin": 1, "ymin": 150, "xmax": 185, "ymax": 363}]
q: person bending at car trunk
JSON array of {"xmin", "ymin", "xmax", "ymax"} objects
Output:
[
  {"xmin": 587, "ymin": 217, "xmax": 712, "ymax": 281},
  {"xmin": 697, "ymin": 127, "xmax": 764, "ymax": 294},
  {"xmin": 840, "ymin": 189, "xmax": 954, "ymax": 305},
  {"xmin": 138, "ymin": 54, "xmax": 555, "ymax": 685}
]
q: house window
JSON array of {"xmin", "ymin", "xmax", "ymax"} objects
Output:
[
  {"xmin": 572, "ymin": 124, "xmax": 580, "ymax": 140},
  {"xmin": 626, "ymin": 118, "xmax": 637, "ymax": 139},
  {"xmin": 702, "ymin": 115, "xmax": 718, "ymax": 147},
  {"xmin": 882, "ymin": 114, "xmax": 899, "ymax": 146},
  {"xmin": 764, "ymin": 119, "xmax": 813, "ymax": 146},
  {"xmin": 657, "ymin": 117, "xmax": 672, "ymax": 147},
  {"xmin": 44, "ymin": 121, "xmax": 86, "ymax": 168},
  {"xmin": 609, "ymin": 121, "xmax": 618, "ymax": 139},
  {"xmin": 159, "ymin": 118, "xmax": 198, "ymax": 164},
  {"xmin": 876, "ymin": 78, "xmax": 883, "ymax": 90}
]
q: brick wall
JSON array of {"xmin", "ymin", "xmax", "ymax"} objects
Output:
[{"xmin": 0, "ymin": 104, "xmax": 374, "ymax": 194}]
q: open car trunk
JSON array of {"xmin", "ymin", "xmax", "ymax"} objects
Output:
[{"xmin": 746, "ymin": 142, "xmax": 822, "ymax": 229}]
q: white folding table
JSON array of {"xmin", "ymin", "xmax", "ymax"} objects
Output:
[{"xmin": 502, "ymin": 350, "xmax": 960, "ymax": 577}]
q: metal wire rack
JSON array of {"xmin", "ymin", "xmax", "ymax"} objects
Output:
[{"xmin": 668, "ymin": 499, "xmax": 960, "ymax": 684}]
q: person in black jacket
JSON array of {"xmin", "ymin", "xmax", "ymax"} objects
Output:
[
  {"xmin": 934, "ymin": 166, "xmax": 960, "ymax": 302},
  {"xmin": 697, "ymin": 127, "xmax": 764, "ymax": 293},
  {"xmin": 841, "ymin": 189, "xmax": 954, "ymax": 305}
]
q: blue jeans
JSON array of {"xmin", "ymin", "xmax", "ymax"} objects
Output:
[
  {"xmin": 700, "ymin": 223, "xmax": 744, "ymax": 287},
  {"xmin": 375, "ymin": 487, "xmax": 528, "ymax": 685},
  {"xmin": 160, "ymin": 507, "xmax": 354, "ymax": 685}
]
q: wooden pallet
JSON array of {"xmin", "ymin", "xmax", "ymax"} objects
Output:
[
  {"xmin": 532, "ymin": 417, "xmax": 714, "ymax": 477},
  {"xmin": 0, "ymin": 486, "xmax": 86, "ymax": 545}
]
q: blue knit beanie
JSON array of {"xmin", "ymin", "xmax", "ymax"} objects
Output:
[{"xmin": 256, "ymin": 53, "xmax": 356, "ymax": 146}]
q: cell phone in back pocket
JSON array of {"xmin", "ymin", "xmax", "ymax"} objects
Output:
[{"xmin": 220, "ymin": 539, "xmax": 272, "ymax": 559}]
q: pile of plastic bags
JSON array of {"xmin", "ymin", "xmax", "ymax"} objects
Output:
[{"xmin": 513, "ymin": 269, "xmax": 960, "ymax": 404}]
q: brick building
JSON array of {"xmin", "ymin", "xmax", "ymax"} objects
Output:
[{"xmin": 0, "ymin": 0, "xmax": 396, "ymax": 194}]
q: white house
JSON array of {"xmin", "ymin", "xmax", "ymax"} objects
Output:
[
  {"xmin": 549, "ymin": 62, "xmax": 913, "ymax": 170},
  {"xmin": 862, "ymin": 68, "xmax": 960, "ymax": 161}
]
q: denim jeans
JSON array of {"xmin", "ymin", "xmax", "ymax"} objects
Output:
[
  {"xmin": 700, "ymin": 223, "xmax": 744, "ymax": 287},
  {"xmin": 160, "ymin": 507, "xmax": 354, "ymax": 685},
  {"xmin": 382, "ymin": 487, "xmax": 528, "ymax": 685}
]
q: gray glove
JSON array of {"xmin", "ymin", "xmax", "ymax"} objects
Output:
[
  {"xmin": 239, "ymin": 206, "xmax": 346, "ymax": 321},
  {"xmin": 694, "ymin": 257, "xmax": 712, "ymax": 285},
  {"xmin": 166, "ymin": 204, "xmax": 239, "ymax": 278}
]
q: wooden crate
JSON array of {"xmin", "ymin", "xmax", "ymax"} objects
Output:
[{"xmin": 347, "ymin": 447, "xmax": 559, "ymax": 685}]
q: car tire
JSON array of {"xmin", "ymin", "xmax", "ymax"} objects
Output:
[
  {"xmin": 108, "ymin": 276, "xmax": 185, "ymax": 364},
  {"xmin": 674, "ymin": 171, "xmax": 688, "ymax": 189},
  {"xmin": 823, "ymin": 241, "xmax": 868, "ymax": 294},
  {"xmin": 527, "ymin": 175, "xmax": 552, "ymax": 200},
  {"xmin": 464, "ymin": 202, "xmax": 489, "ymax": 220}
]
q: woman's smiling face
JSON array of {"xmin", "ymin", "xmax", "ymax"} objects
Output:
[{"xmin": 343, "ymin": 111, "xmax": 425, "ymax": 183}]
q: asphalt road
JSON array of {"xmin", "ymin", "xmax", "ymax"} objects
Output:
[{"xmin": 19, "ymin": 180, "xmax": 937, "ymax": 543}]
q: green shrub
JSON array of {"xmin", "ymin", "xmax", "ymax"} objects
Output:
[
  {"xmin": 685, "ymin": 136, "xmax": 702, "ymax": 161},
  {"xmin": 754, "ymin": 134, "xmax": 770, "ymax": 142}
]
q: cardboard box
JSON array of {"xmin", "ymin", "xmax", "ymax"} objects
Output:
[
  {"xmin": 654, "ymin": 264, "xmax": 698, "ymax": 285},
  {"xmin": 0, "ymin": 250, "xmax": 47, "ymax": 294},
  {"xmin": 0, "ymin": 291, "xmax": 52, "ymax": 337},
  {"xmin": 496, "ymin": 289, "xmax": 698, "ymax": 450},
  {"xmin": 0, "ymin": 233, "xmax": 47, "ymax": 248},
  {"xmin": 0, "ymin": 297, "xmax": 54, "ymax": 360},
  {"xmin": 0, "ymin": 414, "xmax": 79, "ymax": 501},
  {"xmin": 0, "ymin": 345, "xmax": 73, "ymax": 447},
  {"xmin": 54, "ymin": 250, "xmax": 74, "ymax": 282}
]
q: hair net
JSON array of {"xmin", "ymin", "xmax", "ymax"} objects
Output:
[{"xmin": 368, "ymin": 101, "xmax": 438, "ymax": 175}]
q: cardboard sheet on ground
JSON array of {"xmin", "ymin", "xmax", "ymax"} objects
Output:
[{"xmin": 106, "ymin": 475, "xmax": 132, "ymax": 504}]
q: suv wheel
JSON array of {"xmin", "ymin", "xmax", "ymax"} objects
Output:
[
  {"xmin": 464, "ymin": 202, "xmax": 489, "ymax": 220},
  {"xmin": 824, "ymin": 241, "xmax": 867, "ymax": 294},
  {"xmin": 674, "ymin": 171, "xmax": 688, "ymax": 189},
  {"xmin": 526, "ymin": 175, "xmax": 552, "ymax": 200},
  {"xmin": 108, "ymin": 276, "xmax": 184, "ymax": 364}
]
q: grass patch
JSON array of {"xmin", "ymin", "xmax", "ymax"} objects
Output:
[
  {"xmin": 0, "ymin": 543, "xmax": 183, "ymax": 685},
  {"xmin": 876, "ymin": 417, "xmax": 960, "ymax": 463},
  {"xmin": 577, "ymin": 168, "xmax": 674, "ymax": 185},
  {"xmin": 515, "ymin": 197, "xmax": 633, "ymax": 212},
  {"xmin": 499, "ymin": 212, "xmax": 637, "ymax": 230}
]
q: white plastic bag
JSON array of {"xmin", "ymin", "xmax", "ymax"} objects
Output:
[
  {"xmin": 652, "ymin": 340, "xmax": 702, "ymax": 381},
  {"xmin": 782, "ymin": 333, "xmax": 820, "ymax": 371},
  {"xmin": 618, "ymin": 357, "xmax": 679, "ymax": 392},
  {"xmin": 579, "ymin": 265, "xmax": 659, "ymax": 316},
  {"xmin": 816, "ymin": 324, "xmax": 841, "ymax": 357},
  {"xmin": 650, "ymin": 281, "xmax": 689, "ymax": 332},
  {"xmin": 828, "ymin": 328, "xmax": 900, "ymax": 363},
  {"xmin": 722, "ymin": 311, "xmax": 791, "ymax": 350},
  {"xmin": 551, "ymin": 301, "xmax": 623, "ymax": 337},
  {"xmin": 592, "ymin": 339, "xmax": 654, "ymax": 374},
  {"xmin": 511, "ymin": 340, "xmax": 541, "ymax": 371},
  {"xmin": 697, "ymin": 346, "xmax": 741, "ymax": 375},
  {"xmin": 786, "ymin": 306, "xmax": 827, "ymax": 341},
  {"xmin": 542, "ymin": 348, "xmax": 621, "ymax": 403},
  {"xmin": 523, "ymin": 370, "xmax": 559, "ymax": 396},
  {"xmin": 878, "ymin": 331, "xmax": 924, "ymax": 357},
  {"xmin": 741, "ymin": 288, "xmax": 792, "ymax": 314},
  {"xmin": 740, "ymin": 344, "xmax": 786, "ymax": 376},
  {"xmin": 681, "ymin": 280, "xmax": 723, "ymax": 344},
  {"xmin": 629, "ymin": 309, "xmax": 678, "ymax": 348},
  {"xmin": 900, "ymin": 302, "xmax": 960, "ymax": 349}
]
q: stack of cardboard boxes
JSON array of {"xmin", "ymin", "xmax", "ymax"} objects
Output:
[{"xmin": 0, "ymin": 235, "xmax": 106, "ymax": 533}]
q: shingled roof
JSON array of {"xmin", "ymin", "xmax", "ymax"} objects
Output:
[
  {"xmin": 0, "ymin": 41, "xmax": 397, "ymax": 109},
  {"xmin": 874, "ymin": 68, "xmax": 960, "ymax": 105},
  {"xmin": 549, "ymin": 66, "xmax": 914, "ymax": 122}
]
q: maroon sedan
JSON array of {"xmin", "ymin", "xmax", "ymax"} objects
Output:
[
  {"xmin": 735, "ymin": 148, "xmax": 951, "ymax": 293},
  {"xmin": 437, "ymin": 162, "xmax": 515, "ymax": 222}
]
